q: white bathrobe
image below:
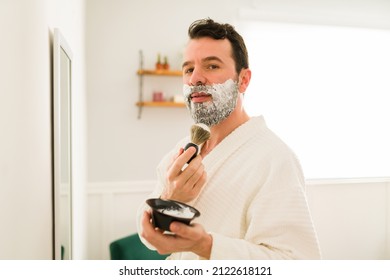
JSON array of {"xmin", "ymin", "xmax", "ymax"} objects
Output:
[{"xmin": 137, "ymin": 116, "xmax": 321, "ymax": 259}]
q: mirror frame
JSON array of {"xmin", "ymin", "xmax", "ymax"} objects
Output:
[{"xmin": 53, "ymin": 28, "xmax": 73, "ymax": 260}]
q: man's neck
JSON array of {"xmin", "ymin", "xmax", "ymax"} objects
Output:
[{"xmin": 200, "ymin": 107, "xmax": 250, "ymax": 158}]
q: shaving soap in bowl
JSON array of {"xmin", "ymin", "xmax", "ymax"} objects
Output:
[{"xmin": 146, "ymin": 198, "xmax": 200, "ymax": 232}]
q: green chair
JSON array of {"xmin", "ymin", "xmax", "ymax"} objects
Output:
[{"xmin": 109, "ymin": 233, "xmax": 169, "ymax": 260}]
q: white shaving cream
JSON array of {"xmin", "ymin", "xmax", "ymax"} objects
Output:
[
  {"xmin": 159, "ymin": 206, "xmax": 195, "ymax": 219},
  {"xmin": 183, "ymin": 79, "xmax": 239, "ymax": 127}
]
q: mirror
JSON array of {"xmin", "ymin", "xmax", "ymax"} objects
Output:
[{"xmin": 53, "ymin": 28, "xmax": 73, "ymax": 260}]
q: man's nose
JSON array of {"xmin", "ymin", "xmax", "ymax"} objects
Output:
[{"xmin": 189, "ymin": 68, "xmax": 207, "ymax": 86}]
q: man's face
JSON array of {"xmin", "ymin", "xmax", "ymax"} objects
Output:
[{"xmin": 182, "ymin": 37, "xmax": 240, "ymax": 126}]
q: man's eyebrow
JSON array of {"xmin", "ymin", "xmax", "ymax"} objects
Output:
[
  {"xmin": 203, "ymin": 56, "xmax": 223, "ymax": 64},
  {"xmin": 182, "ymin": 56, "xmax": 224, "ymax": 69},
  {"xmin": 182, "ymin": 61, "xmax": 191, "ymax": 69}
]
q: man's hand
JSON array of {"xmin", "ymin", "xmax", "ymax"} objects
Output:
[
  {"xmin": 141, "ymin": 210, "xmax": 212, "ymax": 259},
  {"xmin": 161, "ymin": 146, "xmax": 207, "ymax": 203}
]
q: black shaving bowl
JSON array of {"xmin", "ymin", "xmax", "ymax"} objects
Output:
[{"xmin": 146, "ymin": 198, "xmax": 200, "ymax": 232}]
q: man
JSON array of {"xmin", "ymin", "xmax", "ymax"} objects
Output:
[{"xmin": 137, "ymin": 18, "xmax": 321, "ymax": 260}]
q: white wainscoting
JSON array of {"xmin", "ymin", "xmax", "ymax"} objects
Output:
[
  {"xmin": 87, "ymin": 179, "xmax": 390, "ymax": 260},
  {"xmin": 87, "ymin": 181, "xmax": 155, "ymax": 260},
  {"xmin": 306, "ymin": 178, "xmax": 390, "ymax": 260}
]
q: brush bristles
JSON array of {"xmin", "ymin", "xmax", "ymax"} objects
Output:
[{"xmin": 190, "ymin": 123, "xmax": 211, "ymax": 145}]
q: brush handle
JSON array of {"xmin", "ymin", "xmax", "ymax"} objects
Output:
[{"xmin": 184, "ymin": 142, "xmax": 199, "ymax": 164}]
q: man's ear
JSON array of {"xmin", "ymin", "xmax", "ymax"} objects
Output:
[{"xmin": 238, "ymin": 68, "xmax": 251, "ymax": 93}]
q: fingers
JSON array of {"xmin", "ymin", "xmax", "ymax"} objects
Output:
[
  {"xmin": 140, "ymin": 211, "xmax": 173, "ymax": 255},
  {"xmin": 141, "ymin": 211, "xmax": 171, "ymax": 244},
  {"xmin": 141, "ymin": 211, "xmax": 211, "ymax": 258},
  {"xmin": 170, "ymin": 148, "xmax": 184, "ymax": 165},
  {"xmin": 141, "ymin": 211, "xmax": 154, "ymax": 235},
  {"xmin": 168, "ymin": 147, "xmax": 197, "ymax": 176},
  {"xmin": 182, "ymin": 160, "xmax": 206, "ymax": 192},
  {"xmin": 169, "ymin": 221, "xmax": 200, "ymax": 238},
  {"xmin": 179, "ymin": 154, "xmax": 204, "ymax": 185},
  {"xmin": 168, "ymin": 222, "xmax": 212, "ymax": 259},
  {"xmin": 192, "ymin": 169, "xmax": 207, "ymax": 193},
  {"xmin": 164, "ymin": 147, "xmax": 207, "ymax": 202}
]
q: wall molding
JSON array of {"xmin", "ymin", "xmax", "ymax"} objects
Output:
[
  {"xmin": 87, "ymin": 178, "xmax": 390, "ymax": 191},
  {"xmin": 306, "ymin": 177, "xmax": 390, "ymax": 186}
]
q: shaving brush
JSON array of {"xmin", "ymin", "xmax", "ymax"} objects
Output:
[{"xmin": 184, "ymin": 123, "xmax": 211, "ymax": 163}]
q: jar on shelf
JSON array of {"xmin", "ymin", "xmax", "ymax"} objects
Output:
[
  {"xmin": 153, "ymin": 91, "xmax": 164, "ymax": 102},
  {"xmin": 155, "ymin": 53, "xmax": 163, "ymax": 70},
  {"xmin": 163, "ymin": 56, "xmax": 170, "ymax": 70}
]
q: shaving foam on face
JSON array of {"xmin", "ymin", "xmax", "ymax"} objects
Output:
[{"xmin": 183, "ymin": 79, "xmax": 239, "ymax": 127}]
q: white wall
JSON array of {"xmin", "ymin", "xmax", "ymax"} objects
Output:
[
  {"xmin": 0, "ymin": 0, "xmax": 52, "ymax": 259},
  {"xmin": 307, "ymin": 179, "xmax": 390, "ymax": 259},
  {"xmin": 0, "ymin": 0, "xmax": 86, "ymax": 259}
]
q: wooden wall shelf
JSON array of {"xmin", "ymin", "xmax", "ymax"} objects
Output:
[
  {"xmin": 136, "ymin": 101, "xmax": 186, "ymax": 107},
  {"xmin": 137, "ymin": 69, "xmax": 182, "ymax": 76},
  {"xmin": 136, "ymin": 50, "xmax": 184, "ymax": 118}
]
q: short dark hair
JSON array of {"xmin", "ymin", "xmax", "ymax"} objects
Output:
[{"xmin": 188, "ymin": 18, "xmax": 249, "ymax": 74}]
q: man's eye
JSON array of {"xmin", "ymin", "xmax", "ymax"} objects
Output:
[
  {"xmin": 184, "ymin": 68, "xmax": 194, "ymax": 74},
  {"xmin": 208, "ymin": 64, "xmax": 219, "ymax": 70}
]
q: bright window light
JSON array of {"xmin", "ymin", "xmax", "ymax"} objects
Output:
[{"xmin": 239, "ymin": 21, "xmax": 390, "ymax": 179}]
